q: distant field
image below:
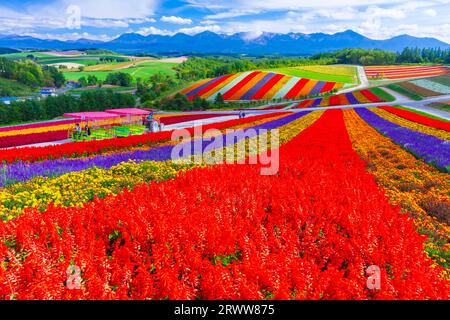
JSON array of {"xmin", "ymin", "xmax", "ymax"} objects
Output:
[
  {"xmin": 68, "ymin": 86, "xmax": 136, "ymax": 94},
  {"xmin": 63, "ymin": 61, "xmax": 178, "ymax": 81},
  {"xmin": 262, "ymin": 65, "xmax": 358, "ymax": 84},
  {"xmin": 38, "ymin": 58, "xmax": 101, "ymax": 66},
  {"xmin": 0, "ymin": 52, "xmax": 54, "ymax": 59},
  {"xmin": 365, "ymin": 65, "xmax": 450, "ymax": 80},
  {"xmin": 386, "ymin": 74, "xmax": 450, "ymax": 101},
  {"xmin": 84, "ymin": 58, "xmax": 155, "ymax": 71}
]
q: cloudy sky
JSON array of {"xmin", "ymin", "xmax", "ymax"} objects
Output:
[{"xmin": 1, "ymin": 0, "xmax": 449, "ymax": 43}]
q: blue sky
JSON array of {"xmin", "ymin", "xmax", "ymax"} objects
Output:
[{"xmin": 0, "ymin": 0, "xmax": 449, "ymax": 43}]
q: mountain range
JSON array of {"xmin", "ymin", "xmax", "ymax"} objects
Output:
[{"xmin": 0, "ymin": 30, "xmax": 449, "ymax": 55}]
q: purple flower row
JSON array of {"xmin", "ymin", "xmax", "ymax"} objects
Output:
[
  {"xmin": 0, "ymin": 112, "xmax": 310, "ymax": 187},
  {"xmin": 356, "ymin": 108, "xmax": 450, "ymax": 171}
]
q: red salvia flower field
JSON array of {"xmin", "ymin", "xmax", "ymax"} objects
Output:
[{"xmin": 1, "ymin": 110, "xmax": 448, "ymax": 300}]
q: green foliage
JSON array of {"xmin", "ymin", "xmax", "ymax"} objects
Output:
[
  {"xmin": 0, "ymin": 78, "xmax": 34, "ymax": 97},
  {"xmin": 158, "ymin": 93, "xmax": 211, "ymax": 111},
  {"xmin": 0, "ymin": 57, "xmax": 65, "ymax": 88},
  {"xmin": 105, "ymin": 72, "xmax": 133, "ymax": 87},
  {"xmin": 175, "ymin": 56, "xmax": 336, "ymax": 81},
  {"xmin": 313, "ymin": 47, "xmax": 450, "ymax": 66},
  {"xmin": 369, "ymin": 87, "xmax": 396, "ymax": 102},
  {"xmin": 313, "ymin": 48, "xmax": 397, "ymax": 65},
  {"xmin": 0, "ymin": 90, "xmax": 136, "ymax": 125}
]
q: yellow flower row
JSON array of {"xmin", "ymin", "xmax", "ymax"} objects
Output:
[
  {"xmin": 0, "ymin": 117, "xmax": 136, "ymax": 138},
  {"xmin": 370, "ymin": 107, "xmax": 450, "ymax": 140},
  {"xmin": 343, "ymin": 109, "xmax": 450, "ymax": 275},
  {"xmin": 0, "ymin": 160, "xmax": 197, "ymax": 221},
  {"xmin": 0, "ymin": 112, "xmax": 317, "ymax": 221}
]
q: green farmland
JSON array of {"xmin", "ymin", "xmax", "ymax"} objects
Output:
[{"xmin": 63, "ymin": 61, "xmax": 178, "ymax": 82}]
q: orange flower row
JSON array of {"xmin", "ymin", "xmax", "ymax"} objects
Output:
[{"xmin": 343, "ymin": 109, "xmax": 450, "ymax": 273}]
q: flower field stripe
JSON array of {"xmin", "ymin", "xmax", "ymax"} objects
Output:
[
  {"xmin": 0, "ymin": 130, "xmax": 69, "ymax": 149},
  {"xmin": 311, "ymin": 98, "xmax": 322, "ymax": 107},
  {"xmin": 295, "ymin": 100, "xmax": 312, "ymax": 108},
  {"xmin": 252, "ymin": 73, "xmax": 285, "ymax": 100},
  {"xmin": 0, "ymin": 123, "xmax": 75, "ymax": 138},
  {"xmin": 240, "ymin": 72, "xmax": 276, "ymax": 100},
  {"xmin": 0, "ymin": 113, "xmax": 301, "ymax": 186},
  {"xmin": 180, "ymin": 78, "xmax": 211, "ymax": 95},
  {"xmin": 360, "ymin": 90, "xmax": 383, "ymax": 103},
  {"xmin": 329, "ymin": 95, "xmax": 341, "ymax": 106},
  {"xmin": 0, "ymin": 112, "xmax": 317, "ymax": 220},
  {"xmin": 365, "ymin": 66, "xmax": 450, "ymax": 79},
  {"xmin": 272, "ymin": 76, "xmax": 298, "ymax": 99},
  {"xmin": 208, "ymin": 72, "xmax": 252, "ymax": 100},
  {"xmin": 398, "ymin": 82, "xmax": 442, "ymax": 97},
  {"xmin": 0, "ymin": 113, "xmax": 283, "ymax": 165},
  {"xmin": 352, "ymin": 91, "xmax": 371, "ymax": 104},
  {"xmin": 284, "ymin": 78, "xmax": 309, "ymax": 99},
  {"xmin": 319, "ymin": 81, "xmax": 336, "ymax": 94},
  {"xmin": 309, "ymin": 81, "xmax": 326, "ymax": 96},
  {"xmin": 228, "ymin": 72, "xmax": 266, "ymax": 100},
  {"xmin": 186, "ymin": 77, "xmax": 224, "ymax": 100},
  {"xmin": 344, "ymin": 109, "xmax": 450, "ymax": 272},
  {"xmin": 384, "ymin": 72, "xmax": 450, "ymax": 80},
  {"xmin": 411, "ymin": 79, "xmax": 450, "ymax": 95},
  {"xmin": 380, "ymin": 106, "xmax": 450, "ymax": 131},
  {"xmin": 345, "ymin": 93, "xmax": 359, "ymax": 104},
  {"xmin": 222, "ymin": 72, "xmax": 260, "ymax": 100},
  {"xmin": 340, "ymin": 93, "xmax": 350, "ymax": 105},
  {"xmin": 372, "ymin": 108, "xmax": 450, "ymax": 140},
  {"xmin": 202, "ymin": 73, "xmax": 242, "ymax": 100},
  {"xmin": 2, "ymin": 110, "xmax": 449, "ymax": 300},
  {"xmin": 297, "ymin": 79, "xmax": 319, "ymax": 98},
  {"xmin": 187, "ymin": 74, "xmax": 235, "ymax": 100},
  {"xmin": 319, "ymin": 97, "xmax": 330, "ymax": 107},
  {"xmin": 0, "ymin": 160, "xmax": 199, "ymax": 221},
  {"xmin": 0, "ymin": 119, "xmax": 77, "ymax": 133},
  {"xmin": 262, "ymin": 75, "xmax": 291, "ymax": 100},
  {"xmin": 356, "ymin": 108, "xmax": 450, "ymax": 171}
]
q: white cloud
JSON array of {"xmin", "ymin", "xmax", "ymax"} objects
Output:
[
  {"xmin": 186, "ymin": 0, "xmax": 407, "ymax": 11},
  {"xmin": 424, "ymin": 8, "xmax": 437, "ymax": 16},
  {"xmin": 82, "ymin": 19, "xmax": 129, "ymax": 28},
  {"xmin": 201, "ymin": 20, "xmax": 217, "ymax": 25},
  {"xmin": 161, "ymin": 16, "xmax": 192, "ymax": 25},
  {"xmin": 137, "ymin": 26, "xmax": 173, "ymax": 36},
  {"xmin": 205, "ymin": 9, "xmax": 262, "ymax": 20},
  {"xmin": 58, "ymin": 0, "xmax": 159, "ymax": 19},
  {"xmin": 177, "ymin": 25, "xmax": 223, "ymax": 35},
  {"xmin": 25, "ymin": 32, "xmax": 116, "ymax": 41}
]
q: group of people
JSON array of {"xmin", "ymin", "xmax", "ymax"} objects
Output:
[
  {"xmin": 74, "ymin": 123, "xmax": 91, "ymax": 139},
  {"xmin": 142, "ymin": 112, "xmax": 163, "ymax": 133}
]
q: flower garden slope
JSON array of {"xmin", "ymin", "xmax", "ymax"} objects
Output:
[
  {"xmin": 365, "ymin": 66, "xmax": 450, "ymax": 80},
  {"xmin": 181, "ymin": 71, "xmax": 344, "ymax": 101}
]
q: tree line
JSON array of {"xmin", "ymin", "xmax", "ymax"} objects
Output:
[
  {"xmin": 312, "ymin": 47, "xmax": 450, "ymax": 65},
  {"xmin": 0, "ymin": 57, "xmax": 65, "ymax": 88},
  {"xmin": 0, "ymin": 90, "xmax": 135, "ymax": 125},
  {"xmin": 175, "ymin": 56, "xmax": 336, "ymax": 81}
]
